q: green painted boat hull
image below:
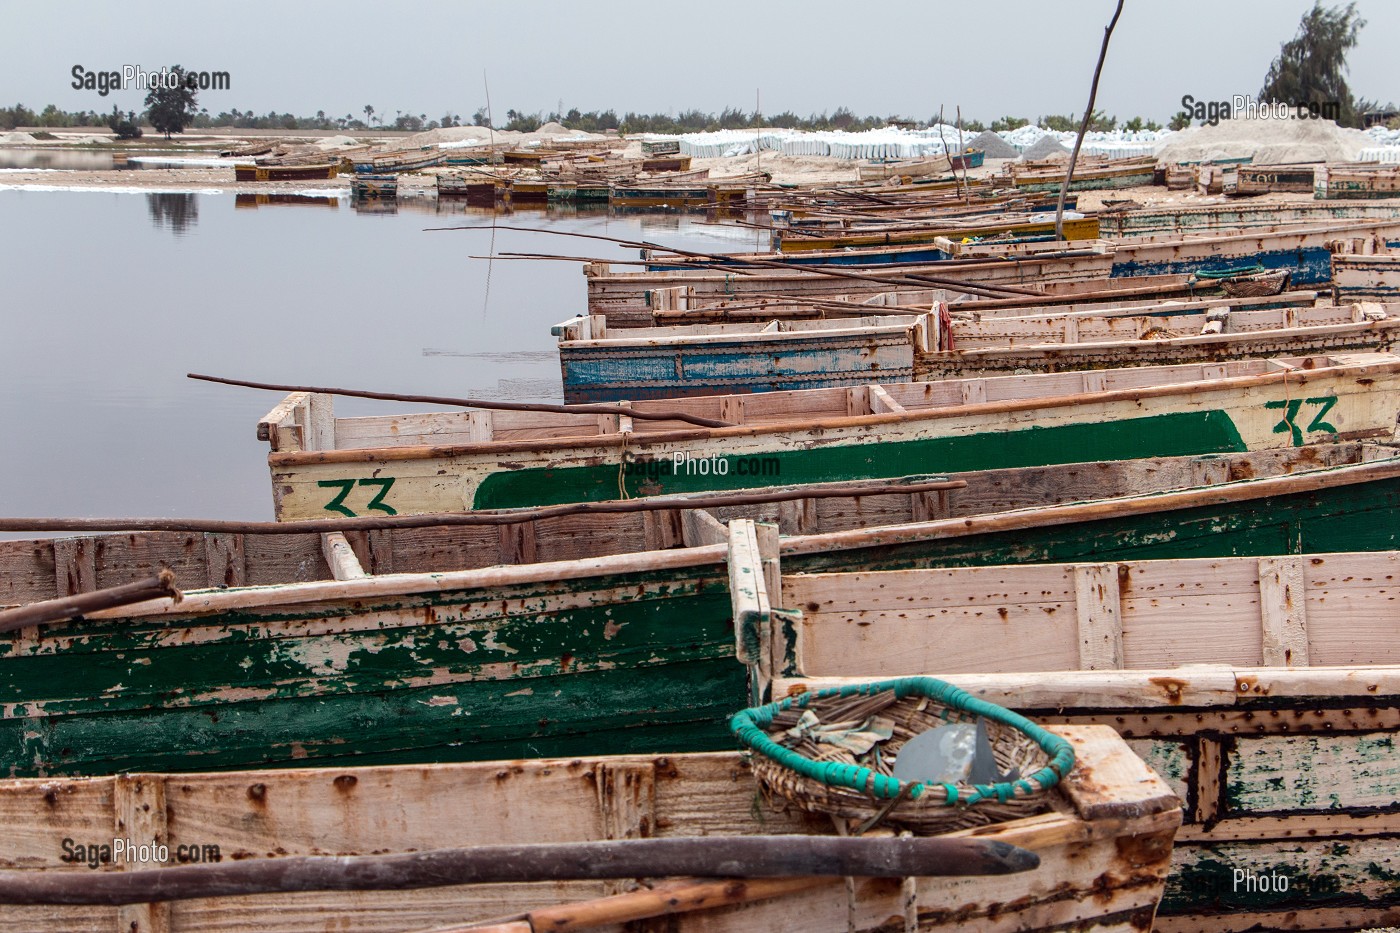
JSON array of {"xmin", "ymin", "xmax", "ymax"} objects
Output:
[
  {"xmin": 473, "ymin": 410, "xmax": 1249, "ymax": 509},
  {"xmin": 6, "ymin": 463, "xmax": 1400, "ymax": 778}
]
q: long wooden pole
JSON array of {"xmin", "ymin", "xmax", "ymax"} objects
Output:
[
  {"xmin": 0, "ymin": 836, "xmax": 1039, "ymax": 906},
  {"xmin": 413, "ymin": 877, "xmax": 827, "ymax": 933},
  {"xmin": 429, "ymin": 223, "xmax": 1044, "ymax": 299},
  {"xmin": 187, "ymin": 373, "xmax": 734, "ymax": 429},
  {"xmin": 0, "ymin": 478, "xmax": 966, "ymax": 535},
  {"xmin": 1055, "ymin": 0, "xmax": 1125, "ymax": 241},
  {"xmin": 0, "ymin": 570, "xmax": 180, "ymax": 633}
]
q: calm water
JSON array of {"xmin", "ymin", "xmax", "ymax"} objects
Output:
[{"xmin": 0, "ymin": 189, "xmax": 768, "ymax": 522}]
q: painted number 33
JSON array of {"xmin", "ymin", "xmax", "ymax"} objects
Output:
[
  {"xmin": 317, "ymin": 478, "xmax": 397, "ymax": 517},
  {"xmin": 1266, "ymin": 396, "xmax": 1339, "ymax": 445}
]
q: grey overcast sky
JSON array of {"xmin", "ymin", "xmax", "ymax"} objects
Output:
[{"xmin": 2, "ymin": 0, "xmax": 1396, "ymax": 124}]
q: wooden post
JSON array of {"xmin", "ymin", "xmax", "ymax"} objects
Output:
[{"xmin": 1055, "ymin": 0, "xmax": 1125, "ymax": 241}]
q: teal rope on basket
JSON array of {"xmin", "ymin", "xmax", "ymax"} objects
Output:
[{"xmin": 729, "ymin": 676, "xmax": 1076, "ymax": 807}]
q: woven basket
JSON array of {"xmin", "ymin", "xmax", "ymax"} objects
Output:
[{"xmin": 730, "ymin": 677, "xmax": 1076, "ymax": 834}]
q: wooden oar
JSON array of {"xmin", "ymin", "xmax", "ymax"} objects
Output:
[
  {"xmin": 187, "ymin": 373, "xmax": 735, "ymax": 429},
  {"xmin": 410, "ymin": 878, "xmax": 831, "ymax": 933},
  {"xmin": 0, "ymin": 836, "xmax": 1039, "ymax": 906},
  {"xmin": 427, "ymin": 223, "xmax": 1044, "ymax": 299},
  {"xmin": 0, "ymin": 570, "xmax": 180, "ymax": 633}
]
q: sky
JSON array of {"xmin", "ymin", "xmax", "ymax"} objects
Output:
[{"xmin": 2, "ymin": 0, "xmax": 1396, "ymax": 125}]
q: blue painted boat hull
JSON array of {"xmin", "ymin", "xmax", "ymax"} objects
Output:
[{"xmin": 560, "ymin": 330, "xmax": 919, "ymax": 403}]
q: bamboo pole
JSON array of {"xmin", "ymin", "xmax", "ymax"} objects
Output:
[
  {"xmin": 188, "ymin": 373, "xmax": 734, "ymax": 429},
  {"xmin": 1055, "ymin": 0, "xmax": 1125, "ymax": 241},
  {"xmin": 0, "ymin": 570, "xmax": 180, "ymax": 633},
  {"xmin": 0, "ymin": 836, "xmax": 1039, "ymax": 906},
  {"xmin": 0, "ymin": 478, "xmax": 966, "ymax": 535}
]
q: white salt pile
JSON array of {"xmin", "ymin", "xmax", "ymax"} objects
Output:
[
  {"xmin": 1155, "ymin": 116, "xmax": 1371, "ymax": 165},
  {"xmin": 315, "ymin": 135, "xmax": 362, "ymax": 149},
  {"xmin": 966, "ymin": 130, "xmax": 1018, "ymax": 159},
  {"xmin": 0, "ymin": 131, "xmax": 38, "ymax": 145}
]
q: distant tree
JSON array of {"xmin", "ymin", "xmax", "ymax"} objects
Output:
[
  {"xmin": 471, "ymin": 107, "xmax": 491, "ymax": 128},
  {"xmin": 1039, "ymin": 114, "xmax": 1077, "ymax": 132},
  {"xmin": 961, "ymin": 119, "xmax": 987, "ymax": 133},
  {"xmin": 1088, "ymin": 111, "xmax": 1116, "ymax": 132},
  {"xmin": 107, "ymin": 104, "xmax": 143, "ymax": 139},
  {"xmin": 990, "ymin": 116, "xmax": 1028, "ymax": 132},
  {"xmin": 1122, "ymin": 116, "xmax": 1145, "ymax": 132},
  {"xmin": 144, "ymin": 65, "xmax": 198, "ymax": 138},
  {"xmin": 1261, "ymin": 1, "xmax": 1366, "ymax": 126},
  {"xmin": 363, "ymin": 104, "xmax": 375, "ymax": 125},
  {"xmin": 1168, "ymin": 111, "xmax": 1191, "ymax": 131}
]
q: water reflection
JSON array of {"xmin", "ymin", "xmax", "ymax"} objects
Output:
[
  {"xmin": 234, "ymin": 193, "xmax": 340, "ymax": 210},
  {"xmin": 146, "ymin": 193, "xmax": 199, "ymax": 234}
]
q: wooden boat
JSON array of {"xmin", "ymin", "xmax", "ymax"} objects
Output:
[
  {"xmin": 1008, "ymin": 156, "xmax": 1156, "ymax": 193},
  {"xmin": 0, "ymin": 728, "xmax": 1179, "ymax": 933},
  {"xmin": 1108, "ymin": 218, "xmax": 1400, "ymax": 286},
  {"xmin": 1099, "ymin": 200, "xmax": 1400, "ymax": 236},
  {"xmin": 552, "ymin": 312, "xmax": 938, "ymax": 402},
  {"xmin": 436, "ymin": 174, "xmax": 506, "ymax": 204},
  {"xmin": 773, "ymin": 215, "xmax": 1101, "ymax": 251},
  {"xmin": 554, "ymin": 302, "xmax": 1400, "ymax": 400},
  {"xmin": 646, "ymin": 285, "xmax": 1317, "ymax": 327},
  {"xmin": 258, "ymin": 353, "xmax": 1400, "ymax": 516},
  {"xmin": 545, "ymin": 181, "xmax": 612, "ymax": 202},
  {"xmin": 351, "ymin": 147, "xmax": 444, "ymax": 175},
  {"xmin": 754, "ymin": 545, "xmax": 1400, "ymax": 931},
  {"xmin": 854, "ymin": 155, "xmax": 952, "ymax": 182},
  {"xmin": 610, "ymin": 185, "xmax": 712, "ymax": 208},
  {"xmin": 4, "ymin": 442, "xmax": 1395, "ymax": 777},
  {"xmin": 349, "ymin": 174, "xmax": 397, "ymax": 199},
  {"xmin": 507, "ymin": 179, "xmax": 549, "ymax": 203},
  {"xmin": 233, "ymin": 162, "xmax": 339, "ymax": 182},
  {"xmin": 1231, "ymin": 163, "xmax": 1317, "ymax": 196},
  {"xmin": 585, "ymin": 252, "xmax": 1116, "ymax": 325},
  {"xmin": 641, "ymin": 154, "xmax": 692, "ymax": 172},
  {"xmin": 949, "ymin": 148, "xmax": 984, "ymax": 170},
  {"xmin": 1333, "ymin": 252, "xmax": 1400, "ymax": 299},
  {"xmin": 1315, "ymin": 163, "xmax": 1400, "ymax": 199}
]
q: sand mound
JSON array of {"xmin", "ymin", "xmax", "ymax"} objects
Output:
[
  {"xmin": 535, "ymin": 121, "xmax": 570, "ymax": 136},
  {"xmin": 1021, "ymin": 136, "xmax": 1070, "ymax": 160},
  {"xmin": 0, "ymin": 131, "xmax": 37, "ymax": 145},
  {"xmin": 1155, "ymin": 115, "xmax": 1370, "ymax": 165},
  {"xmin": 966, "ymin": 130, "xmax": 1018, "ymax": 159}
]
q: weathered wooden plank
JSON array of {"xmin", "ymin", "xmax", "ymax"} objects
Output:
[
  {"xmin": 727, "ymin": 520, "xmax": 769, "ymax": 666},
  {"xmin": 201, "ymin": 533, "xmax": 247, "ymax": 588},
  {"xmin": 1074, "ymin": 563, "xmax": 1123, "ymax": 670},
  {"xmin": 1057, "ymin": 726, "xmax": 1180, "ymax": 821},
  {"xmin": 114, "ymin": 774, "xmax": 170, "ymax": 933},
  {"xmin": 52, "ymin": 537, "xmax": 97, "ymax": 597},
  {"xmin": 1258, "ymin": 556, "xmax": 1308, "ymax": 667},
  {"xmin": 1225, "ymin": 732, "xmax": 1400, "ymax": 813}
]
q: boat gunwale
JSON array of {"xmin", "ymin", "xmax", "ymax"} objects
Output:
[
  {"xmin": 266, "ymin": 356, "xmax": 1400, "ymax": 465},
  {"xmin": 778, "ymin": 454, "xmax": 1400, "ymax": 556}
]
